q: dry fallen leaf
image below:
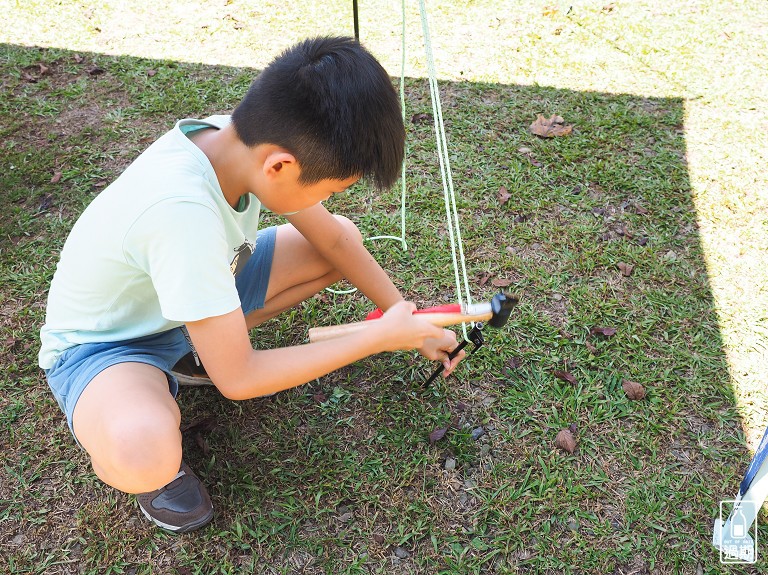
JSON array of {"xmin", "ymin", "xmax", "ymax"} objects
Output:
[
  {"xmin": 491, "ymin": 278, "xmax": 512, "ymax": 288},
  {"xmin": 477, "ymin": 272, "xmax": 491, "ymax": 287},
  {"xmin": 429, "ymin": 427, "xmax": 448, "ymax": 444},
  {"xmin": 38, "ymin": 63, "xmax": 50, "ymax": 75},
  {"xmin": 585, "ymin": 340, "xmax": 598, "ymax": 354},
  {"xmin": 591, "ymin": 326, "xmax": 617, "ymax": 337},
  {"xmin": 50, "ymin": 171, "xmax": 62, "ymax": 184},
  {"xmin": 194, "ymin": 432, "xmax": 210, "ymax": 456},
  {"xmin": 553, "ymin": 370, "xmax": 577, "ymax": 385},
  {"xmin": 147, "ymin": 69, "xmax": 157, "ymax": 77},
  {"xmin": 507, "ymin": 356, "xmax": 522, "ymax": 370},
  {"xmin": 180, "ymin": 416, "xmax": 217, "ymax": 434},
  {"xmin": 498, "ymin": 185, "xmax": 511, "ymax": 205},
  {"xmin": 73, "ymin": 54, "xmax": 84, "ymax": 64},
  {"xmin": 622, "ymin": 379, "xmax": 646, "ymax": 400},
  {"xmin": 411, "ymin": 112, "xmax": 433, "ymax": 125},
  {"xmin": 530, "ymin": 114, "xmax": 573, "ymax": 138},
  {"xmin": 618, "ymin": 262, "xmax": 634, "ymax": 276},
  {"xmin": 555, "ymin": 429, "xmax": 577, "ymax": 453},
  {"xmin": 517, "ymin": 146, "xmax": 543, "ymax": 166}
]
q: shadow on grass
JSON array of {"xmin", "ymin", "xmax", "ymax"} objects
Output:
[{"xmin": 0, "ymin": 43, "xmax": 759, "ymax": 574}]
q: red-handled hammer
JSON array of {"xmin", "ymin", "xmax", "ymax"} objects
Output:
[{"xmin": 307, "ymin": 293, "xmax": 518, "ymax": 342}]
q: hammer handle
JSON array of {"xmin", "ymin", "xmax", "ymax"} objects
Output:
[{"xmin": 308, "ymin": 310, "xmax": 493, "ymax": 342}]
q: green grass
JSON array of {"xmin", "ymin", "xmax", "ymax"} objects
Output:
[{"xmin": 1, "ymin": 1, "xmax": 767, "ymax": 573}]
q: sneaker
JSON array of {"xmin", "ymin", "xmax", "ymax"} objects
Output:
[
  {"xmin": 171, "ymin": 352, "xmax": 214, "ymax": 386},
  {"xmin": 136, "ymin": 462, "xmax": 214, "ymax": 533},
  {"xmin": 171, "ymin": 352, "xmax": 276, "ymax": 397}
]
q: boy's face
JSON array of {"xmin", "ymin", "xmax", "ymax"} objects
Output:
[{"xmin": 255, "ymin": 173, "xmax": 359, "ymax": 215}]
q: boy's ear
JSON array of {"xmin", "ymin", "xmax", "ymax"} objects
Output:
[{"xmin": 262, "ymin": 149, "xmax": 298, "ymax": 179}]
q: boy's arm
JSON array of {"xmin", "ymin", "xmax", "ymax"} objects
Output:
[
  {"xmin": 285, "ymin": 203, "xmax": 466, "ymax": 368},
  {"xmin": 284, "ymin": 203, "xmax": 403, "ymax": 310},
  {"xmin": 185, "ymin": 301, "xmax": 446, "ymax": 400}
]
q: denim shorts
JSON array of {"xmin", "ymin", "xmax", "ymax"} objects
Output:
[{"xmin": 45, "ymin": 226, "xmax": 277, "ymax": 440}]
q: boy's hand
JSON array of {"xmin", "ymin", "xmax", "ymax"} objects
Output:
[
  {"xmin": 376, "ymin": 301, "xmax": 445, "ymax": 352},
  {"xmin": 417, "ymin": 330, "xmax": 466, "ymax": 378},
  {"xmin": 376, "ymin": 302, "xmax": 466, "ymax": 378}
]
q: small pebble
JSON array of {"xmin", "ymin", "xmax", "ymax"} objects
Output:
[
  {"xmin": 471, "ymin": 427, "xmax": 485, "ymax": 440},
  {"xmin": 567, "ymin": 518, "xmax": 580, "ymax": 531},
  {"xmin": 444, "ymin": 457, "xmax": 456, "ymax": 471},
  {"xmin": 12, "ymin": 533, "xmax": 26, "ymax": 545},
  {"xmin": 393, "ymin": 546, "xmax": 410, "ymax": 559},
  {"xmin": 68, "ymin": 542, "xmax": 83, "ymax": 557}
]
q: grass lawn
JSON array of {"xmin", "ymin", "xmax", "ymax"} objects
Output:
[{"xmin": 1, "ymin": 0, "xmax": 767, "ymax": 573}]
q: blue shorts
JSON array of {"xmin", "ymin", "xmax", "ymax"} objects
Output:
[{"xmin": 45, "ymin": 226, "xmax": 277, "ymax": 440}]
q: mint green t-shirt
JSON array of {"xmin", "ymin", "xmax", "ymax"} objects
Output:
[{"xmin": 38, "ymin": 116, "xmax": 261, "ymax": 370}]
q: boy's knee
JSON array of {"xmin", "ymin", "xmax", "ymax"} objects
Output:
[
  {"xmin": 93, "ymin": 415, "xmax": 182, "ymax": 493},
  {"xmin": 335, "ymin": 215, "xmax": 363, "ymax": 243}
]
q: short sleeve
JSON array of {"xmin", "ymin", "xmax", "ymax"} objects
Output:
[{"xmin": 124, "ymin": 200, "xmax": 242, "ymax": 322}]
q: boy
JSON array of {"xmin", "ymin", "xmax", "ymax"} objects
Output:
[{"xmin": 39, "ymin": 36, "xmax": 464, "ymax": 533}]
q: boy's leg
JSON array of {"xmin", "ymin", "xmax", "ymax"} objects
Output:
[
  {"xmin": 72, "ymin": 362, "xmax": 214, "ymax": 533},
  {"xmin": 72, "ymin": 362, "xmax": 183, "ymax": 494},
  {"xmin": 244, "ymin": 216, "xmax": 361, "ymax": 328}
]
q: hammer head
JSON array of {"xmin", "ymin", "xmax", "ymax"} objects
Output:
[{"xmin": 487, "ymin": 293, "xmax": 518, "ymax": 328}]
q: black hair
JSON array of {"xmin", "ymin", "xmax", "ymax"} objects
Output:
[{"xmin": 231, "ymin": 36, "xmax": 405, "ymax": 190}]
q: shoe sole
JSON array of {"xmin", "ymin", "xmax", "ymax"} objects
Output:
[
  {"xmin": 139, "ymin": 503, "xmax": 214, "ymax": 533},
  {"xmin": 172, "ymin": 372, "xmax": 277, "ymax": 396},
  {"xmin": 172, "ymin": 372, "xmax": 214, "ymax": 386}
]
